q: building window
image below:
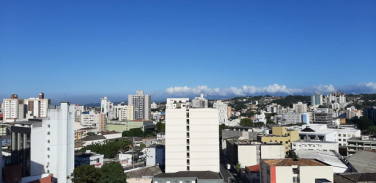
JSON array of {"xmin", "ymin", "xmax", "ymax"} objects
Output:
[
  {"xmin": 339, "ymin": 134, "xmax": 341, "ymax": 137},
  {"xmin": 187, "ymin": 166, "xmax": 190, "ymax": 171},
  {"xmin": 47, "ymin": 132, "xmax": 50, "ymax": 135}
]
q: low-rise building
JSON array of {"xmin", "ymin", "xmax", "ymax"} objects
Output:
[
  {"xmin": 244, "ymin": 165, "xmax": 260, "ymax": 183},
  {"xmin": 226, "ymin": 139, "xmax": 285, "ymax": 167},
  {"xmin": 106, "ymin": 119, "xmax": 154, "ymax": 133},
  {"xmin": 347, "ymin": 136, "xmax": 376, "ymax": 156},
  {"xmin": 125, "ymin": 166, "xmax": 162, "ymax": 183},
  {"xmin": 75, "ymin": 151, "xmax": 104, "ymax": 168},
  {"xmin": 296, "ymin": 150, "xmax": 348, "ymax": 173},
  {"xmin": 260, "ymin": 159, "xmax": 333, "ymax": 183},
  {"xmin": 260, "ymin": 127, "xmax": 299, "ymax": 153},
  {"xmin": 292, "ymin": 140, "xmax": 339, "ymax": 152},
  {"xmin": 348, "ymin": 150, "xmax": 376, "ymax": 173},
  {"xmin": 153, "ymin": 171, "xmax": 223, "ymax": 183},
  {"xmin": 145, "ymin": 145, "xmax": 165, "ymax": 167}
]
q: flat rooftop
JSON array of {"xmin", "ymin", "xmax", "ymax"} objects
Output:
[
  {"xmin": 293, "ymin": 140, "xmax": 338, "ymax": 144},
  {"xmin": 154, "ymin": 171, "xmax": 222, "ymax": 179},
  {"xmin": 263, "ymin": 158, "xmax": 327, "ymax": 166},
  {"xmin": 126, "ymin": 166, "xmax": 162, "ymax": 178}
]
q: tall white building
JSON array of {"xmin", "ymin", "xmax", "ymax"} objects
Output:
[
  {"xmin": 165, "ymin": 105, "xmax": 219, "ymax": 173},
  {"xmin": 100, "ymin": 96, "xmax": 116, "ymax": 119},
  {"xmin": 311, "ymin": 94, "xmax": 323, "ymax": 106},
  {"xmin": 191, "ymin": 94, "xmax": 208, "ymax": 108},
  {"xmin": 11, "ymin": 103, "xmax": 74, "ymax": 182},
  {"xmin": 213, "ymin": 100, "xmax": 228, "ymax": 124},
  {"xmin": 128, "ymin": 91, "xmax": 151, "ymax": 120},
  {"xmin": 293, "ymin": 102, "xmax": 308, "ymax": 113},
  {"xmin": 3, "ymin": 93, "xmax": 50, "ymax": 123}
]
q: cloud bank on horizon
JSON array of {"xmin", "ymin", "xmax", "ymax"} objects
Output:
[{"xmin": 166, "ymin": 82, "xmax": 376, "ymax": 97}]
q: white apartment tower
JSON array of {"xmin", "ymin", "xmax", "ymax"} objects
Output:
[
  {"xmin": 3, "ymin": 93, "xmax": 50, "ymax": 123},
  {"xmin": 128, "ymin": 91, "xmax": 151, "ymax": 120},
  {"xmin": 11, "ymin": 103, "xmax": 74, "ymax": 182},
  {"xmin": 293, "ymin": 102, "xmax": 308, "ymax": 113},
  {"xmin": 165, "ymin": 100, "xmax": 219, "ymax": 173},
  {"xmin": 213, "ymin": 100, "xmax": 228, "ymax": 124},
  {"xmin": 191, "ymin": 94, "xmax": 208, "ymax": 108}
]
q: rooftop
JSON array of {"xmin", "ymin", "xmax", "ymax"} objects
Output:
[
  {"xmin": 126, "ymin": 166, "xmax": 162, "ymax": 178},
  {"xmin": 80, "ymin": 135, "xmax": 106, "ymax": 141},
  {"xmin": 263, "ymin": 158, "xmax": 327, "ymax": 166},
  {"xmin": 334, "ymin": 173, "xmax": 376, "ymax": 183},
  {"xmin": 348, "ymin": 151, "xmax": 376, "ymax": 173},
  {"xmin": 154, "ymin": 171, "xmax": 222, "ymax": 180},
  {"xmin": 247, "ymin": 165, "xmax": 260, "ymax": 172},
  {"xmin": 75, "ymin": 152, "xmax": 103, "ymax": 158}
]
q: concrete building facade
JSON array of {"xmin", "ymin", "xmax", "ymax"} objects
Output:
[
  {"xmin": 11, "ymin": 103, "xmax": 75, "ymax": 183},
  {"xmin": 128, "ymin": 91, "xmax": 151, "ymax": 120},
  {"xmin": 3, "ymin": 93, "xmax": 50, "ymax": 123},
  {"xmin": 165, "ymin": 107, "xmax": 219, "ymax": 173},
  {"xmin": 213, "ymin": 100, "xmax": 228, "ymax": 124},
  {"xmin": 260, "ymin": 159, "xmax": 333, "ymax": 183}
]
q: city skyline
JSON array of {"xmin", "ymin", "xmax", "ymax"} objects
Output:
[{"xmin": 1, "ymin": 0, "xmax": 375, "ymax": 104}]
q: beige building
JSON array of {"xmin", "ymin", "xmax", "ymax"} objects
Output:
[
  {"xmin": 261, "ymin": 127, "xmax": 299, "ymax": 153},
  {"xmin": 226, "ymin": 139, "xmax": 284, "ymax": 167},
  {"xmin": 260, "ymin": 159, "xmax": 333, "ymax": 183},
  {"xmin": 165, "ymin": 105, "xmax": 219, "ymax": 173}
]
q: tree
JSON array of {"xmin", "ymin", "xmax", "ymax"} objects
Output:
[
  {"xmin": 143, "ymin": 130, "xmax": 154, "ymax": 137},
  {"xmin": 235, "ymin": 163, "xmax": 241, "ymax": 172},
  {"xmin": 355, "ymin": 117, "xmax": 374, "ymax": 132},
  {"xmin": 267, "ymin": 119, "xmax": 275, "ymax": 124},
  {"xmin": 140, "ymin": 143, "xmax": 146, "ymax": 148},
  {"xmin": 286, "ymin": 150, "xmax": 298, "ymax": 159},
  {"xmin": 368, "ymin": 126, "xmax": 376, "ymax": 135},
  {"xmin": 219, "ymin": 124, "xmax": 229, "ymax": 137},
  {"xmin": 240, "ymin": 118, "xmax": 253, "ymax": 127},
  {"xmin": 122, "ymin": 128, "xmax": 144, "ymax": 137},
  {"xmin": 87, "ymin": 132, "xmax": 96, "ymax": 136},
  {"xmin": 80, "ymin": 139, "xmax": 132, "ymax": 158},
  {"xmin": 70, "ymin": 165, "xmax": 101, "ymax": 183},
  {"xmin": 254, "ymin": 122, "xmax": 264, "ymax": 127},
  {"xmin": 100, "ymin": 162, "xmax": 127, "ymax": 183},
  {"xmin": 155, "ymin": 122, "xmax": 165, "ymax": 133}
]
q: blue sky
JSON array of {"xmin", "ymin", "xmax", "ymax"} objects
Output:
[{"xmin": 1, "ymin": 0, "xmax": 375, "ymax": 104}]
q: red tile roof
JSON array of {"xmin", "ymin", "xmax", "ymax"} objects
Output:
[{"xmin": 247, "ymin": 165, "xmax": 260, "ymax": 172}]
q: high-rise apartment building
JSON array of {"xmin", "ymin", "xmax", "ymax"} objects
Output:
[
  {"xmin": 100, "ymin": 96, "xmax": 116, "ymax": 119},
  {"xmin": 311, "ymin": 94, "xmax": 323, "ymax": 106},
  {"xmin": 165, "ymin": 102, "xmax": 219, "ymax": 173},
  {"xmin": 292, "ymin": 102, "xmax": 308, "ymax": 113},
  {"xmin": 213, "ymin": 100, "xmax": 228, "ymax": 124},
  {"xmin": 3, "ymin": 93, "xmax": 50, "ymax": 123},
  {"xmin": 128, "ymin": 91, "xmax": 151, "ymax": 120},
  {"xmin": 191, "ymin": 94, "xmax": 208, "ymax": 108},
  {"xmin": 11, "ymin": 103, "xmax": 74, "ymax": 182}
]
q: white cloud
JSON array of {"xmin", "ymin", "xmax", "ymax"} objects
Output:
[{"xmin": 165, "ymin": 82, "xmax": 376, "ymax": 97}]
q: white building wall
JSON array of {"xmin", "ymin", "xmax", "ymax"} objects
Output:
[
  {"xmin": 31, "ymin": 103, "xmax": 74, "ymax": 183},
  {"xmin": 261, "ymin": 145, "xmax": 285, "ymax": 159},
  {"xmin": 275, "ymin": 166, "xmax": 294, "ymax": 183},
  {"xmin": 238, "ymin": 146, "xmax": 257, "ymax": 167},
  {"xmin": 146, "ymin": 147, "xmax": 157, "ymax": 166},
  {"xmin": 165, "ymin": 108, "xmax": 219, "ymax": 173},
  {"xmin": 299, "ymin": 166, "xmax": 333, "ymax": 183},
  {"xmin": 213, "ymin": 100, "xmax": 228, "ymax": 124}
]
